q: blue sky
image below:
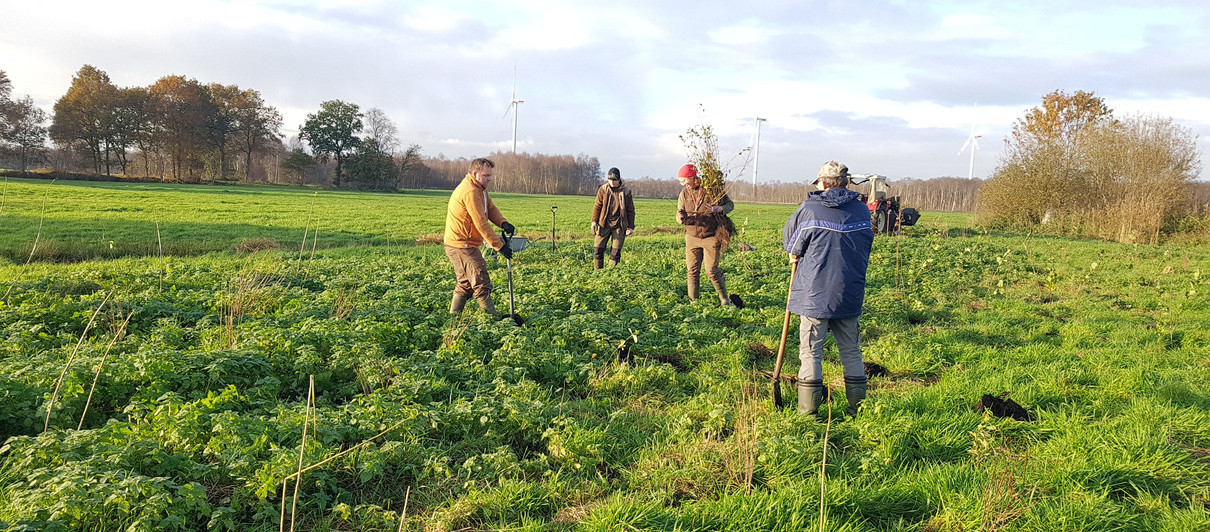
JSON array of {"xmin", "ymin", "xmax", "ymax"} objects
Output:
[{"xmin": 3, "ymin": 0, "xmax": 1208, "ymax": 182}]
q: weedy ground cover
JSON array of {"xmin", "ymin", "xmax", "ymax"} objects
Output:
[{"xmin": 0, "ymin": 179, "xmax": 1207, "ymax": 531}]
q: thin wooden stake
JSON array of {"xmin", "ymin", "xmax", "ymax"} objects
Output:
[
  {"xmin": 287, "ymin": 375, "xmax": 315, "ymax": 532},
  {"xmin": 155, "ymin": 216, "xmax": 164, "ymax": 293},
  {"xmin": 78, "ymin": 310, "xmax": 134, "ymax": 430},
  {"xmin": 284, "ymin": 417, "xmax": 411, "ymax": 481},
  {"xmin": 397, "ymin": 485, "xmax": 411, "ymax": 532},
  {"xmin": 297, "ymin": 192, "xmax": 317, "ymax": 271},
  {"xmin": 819, "ymin": 398, "xmax": 833, "ymax": 532},
  {"xmin": 45, "ymin": 291, "xmax": 111, "ymax": 432},
  {"xmin": 3, "ymin": 184, "xmax": 51, "ymax": 304}
]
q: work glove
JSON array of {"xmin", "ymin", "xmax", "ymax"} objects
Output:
[
  {"xmin": 500, "ymin": 221, "xmax": 516, "ymax": 236},
  {"xmin": 591, "ymin": 222, "xmax": 599, "ymax": 235},
  {"xmin": 498, "ymin": 244, "xmax": 513, "ymax": 260}
]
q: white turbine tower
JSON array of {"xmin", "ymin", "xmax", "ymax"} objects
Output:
[
  {"xmin": 958, "ymin": 124, "xmax": 981, "ymax": 179},
  {"xmin": 503, "ymin": 69, "xmax": 524, "ymax": 155},
  {"xmin": 752, "ymin": 117, "xmax": 766, "ymax": 198}
]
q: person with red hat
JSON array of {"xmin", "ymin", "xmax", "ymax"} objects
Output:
[{"xmin": 675, "ymin": 163, "xmax": 736, "ymax": 306}]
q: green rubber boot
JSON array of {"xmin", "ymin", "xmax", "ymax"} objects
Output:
[
  {"xmin": 798, "ymin": 380, "xmax": 825, "ymax": 415},
  {"xmin": 476, "ymin": 295, "xmax": 501, "ymax": 318},
  {"xmin": 844, "ymin": 375, "xmax": 867, "ymax": 417},
  {"xmin": 450, "ymin": 294, "xmax": 469, "ymax": 314}
]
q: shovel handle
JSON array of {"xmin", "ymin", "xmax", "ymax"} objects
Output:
[{"xmin": 772, "ymin": 260, "xmax": 798, "ymax": 405}]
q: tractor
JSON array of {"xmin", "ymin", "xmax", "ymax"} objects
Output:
[{"xmin": 849, "ymin": 174, "xmax": 920, "ymax": 235}]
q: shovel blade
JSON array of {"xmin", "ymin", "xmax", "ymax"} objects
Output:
[{"xmin": 510, "ymin": 313, "xmax": 525, "ymax": 327}]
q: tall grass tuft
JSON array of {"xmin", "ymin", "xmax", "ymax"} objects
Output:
[
  {"xmin": 968, "ymin": 414, "xmax": 1035, "ymax": 531},
  {"xmin": 219, "ymin": 253, "xmax": 285, "ymax": 349}
]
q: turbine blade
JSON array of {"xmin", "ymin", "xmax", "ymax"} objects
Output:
[
  {"xmin": 959, "ymin": 137, "xmax": 972, "ymax": 155},
  {"xmin": 503, "ymin": 102, "xmax": 514, "ymax": 119}
]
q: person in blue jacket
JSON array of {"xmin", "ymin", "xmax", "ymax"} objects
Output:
[{"xmin": 782, "ymin": 161, "xmax": 874, "ymax": 416}]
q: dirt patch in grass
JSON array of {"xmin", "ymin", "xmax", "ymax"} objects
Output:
[
  {"xmin": 235, "ymin": 237, "xmax": 280, "ymax": 253},
  {"xmin": 415, "ymin": 232, "xmax": 443, "ymax": 244}
]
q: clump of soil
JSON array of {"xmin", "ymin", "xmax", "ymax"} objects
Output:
[
  {"xmin": 976, "ymin": 393, "xmax": 1035, "ymax": 421},
  {"xmin": 864, "ymin": 361, "xmax": 888, "ymax": 377},
  {"xmin": 747, "ymin": 342, "xmax": 775, "ymax": 358}
]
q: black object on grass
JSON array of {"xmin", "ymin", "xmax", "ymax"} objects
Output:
[{"xmin": 976, "ymin": 393, "xmax": 1035, "ymax": 422}]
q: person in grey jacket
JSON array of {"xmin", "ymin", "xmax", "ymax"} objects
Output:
[{"xmin": 782, "ymin": 161, "xmax": 874, "ymax": 416}]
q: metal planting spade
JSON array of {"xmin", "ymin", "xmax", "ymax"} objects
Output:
[{"xmin": 500, "ymin": 230, "xmax": 532, "ymax": 326}]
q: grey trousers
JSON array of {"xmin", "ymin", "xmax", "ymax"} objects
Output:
[{"xmin": 797, "ymin": 316, "xmax": 865, "ymax": 382}]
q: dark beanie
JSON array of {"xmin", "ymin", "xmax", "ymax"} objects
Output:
[{"xmin": 607, "ymin": 167, "xmax": 621, "ymax": 179}]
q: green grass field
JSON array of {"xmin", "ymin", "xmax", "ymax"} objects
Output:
[{"xmin": 1, "ymin": 178, "xmax": 1208, "ymax": 531}]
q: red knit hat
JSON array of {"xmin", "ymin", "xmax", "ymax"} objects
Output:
[{"xmin": 677, "ymin": 164, "xmax": 698, "ymax": 178}]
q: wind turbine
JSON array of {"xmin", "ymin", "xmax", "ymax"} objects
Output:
[
  {"xmin": 958, "ymin": 124, "xmax": 981, "ymax": 179},
  {"xmin": 752, "ymin": 117, "xmax": 766, "ymax": 197},
  {"xmin": 503, "ymin": 68, "xmax": 524, "ymax": 155}
]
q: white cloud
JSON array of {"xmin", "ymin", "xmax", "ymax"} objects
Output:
[{"xmin": 709, "ymin": 23, "xmax": 775, "ymax": 46}]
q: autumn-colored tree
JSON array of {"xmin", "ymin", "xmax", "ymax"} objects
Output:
[
  {"xmin": 148, "ymin": 75, "xmax": 214, "ymax": 182},
  {"xmin": 1010, "ymin": 89, "xmax": 1115, "ymax": 147},
  {"xmin": 50, "ymin": 65, "xmax": 121, "ymax": 174},
  {"xmin": 299, "ymin": 100, "xmax": 362, "ymax": 187},
  {"xmin": 111, "ymin": 86, "xmax": 161, "ymax": 177},
  {"xmin": 979, "ymin": 90, "xmax": 1202, "ymax": 243}
]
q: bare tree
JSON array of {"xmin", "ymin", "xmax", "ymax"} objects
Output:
[
  {"xmin": 1, "ymin": 95, "xmax": 49, "ymax": 170},
  {"xmin": 362, "ymin": 107, "xmax": 399, "ymax": 155}
]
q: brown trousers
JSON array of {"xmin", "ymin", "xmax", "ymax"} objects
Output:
[
  {"xmin": 685, "ymin": 234, "xmax": 727, "ymax": 303},
  {"xmin": 444, "ymin": 245, "xmax": 492, "ymax": 298},
  {"xmin": 593, "ymin": 227, "xmax": 627, "ymax": 268}
]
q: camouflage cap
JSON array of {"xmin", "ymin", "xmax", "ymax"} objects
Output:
[{"xmin": 812, "ymin": 161, "xmax": 849, "ymax": 185}]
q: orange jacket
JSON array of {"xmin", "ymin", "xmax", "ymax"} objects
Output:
[{"xmin": 444, "ymin": 174, "xmax": 507, "ymax": 250}]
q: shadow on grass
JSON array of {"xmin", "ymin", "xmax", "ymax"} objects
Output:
[{"xmin": 0, "ymin": 214, "xmax": 406, "ymax": 263}]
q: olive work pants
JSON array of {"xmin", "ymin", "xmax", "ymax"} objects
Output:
[
  {"xmin": 685, "ymin": 234, "xmax": 728, "ymax": 304},
  {"xmin": 444, "ymin": 245, "xmax": 492, "ymax": 299},
  {"xmin": 593, "ymin": 227, "xmax": 627, "ymax": 269}
]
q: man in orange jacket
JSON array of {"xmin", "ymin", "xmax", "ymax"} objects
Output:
[{"xmin": 444, "ymin": 157, "xmax": 515, "ymax": 317}]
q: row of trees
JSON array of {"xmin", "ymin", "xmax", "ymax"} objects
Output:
[
  {"xmin": 978, "ymin": 90, "xmax": 1203, "ymax": 243},
  {"xmin": 45, "ymin": 65, "xmax": 285, "ymax": 182},
  {"xmin": 9, "ymin": 69, "xmax": 1208, "ymax": 237},
  {"xmin": 0, "ymin": 71, "xmax": 49, "ymax": 171}
]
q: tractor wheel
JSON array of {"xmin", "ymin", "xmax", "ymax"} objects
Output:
[{"xmin": 873, "ymin": 211, "xmax": 890, "ymax": 235}]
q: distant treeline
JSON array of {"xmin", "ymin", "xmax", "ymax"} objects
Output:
[{"xmin": 11, "ymin": 66, "xmax": 1204, "ymax": 217}]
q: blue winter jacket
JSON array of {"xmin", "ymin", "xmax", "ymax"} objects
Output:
[{"xmin": 782, "ymin": 188, "xmax": 874, "ymax": 318}]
